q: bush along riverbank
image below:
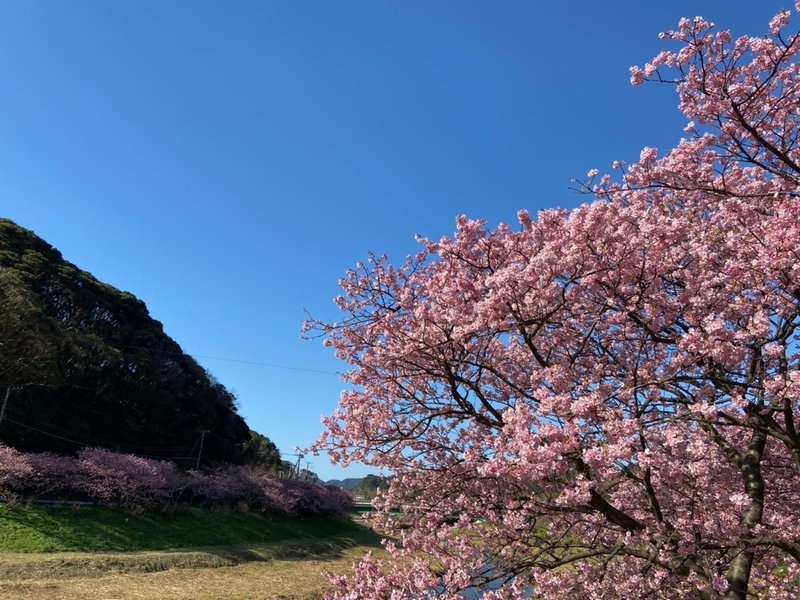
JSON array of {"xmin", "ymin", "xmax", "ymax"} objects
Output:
[{"xmin": 0, "ymin": 444, "xmax": 351, "ymax": 516}]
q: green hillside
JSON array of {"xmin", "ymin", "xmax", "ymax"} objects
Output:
[
  {"xmin": 0, "ymin": 218, "xmax": 249, "ymax": 464},
  {"xmin": 328, "ymin": 475, "xmax": 389, "ymax": 500}
]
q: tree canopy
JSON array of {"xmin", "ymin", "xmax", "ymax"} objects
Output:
[
  {"xmin": 0, "ymin": 219, "xmax": 249, "ymax": 465},
  {"xmin": 309, "ymin": 7, "xmax": 800, "ymax": 599},
  {"xmin": 241, "ymin": 430, "xmax": 283, "ymax": 470}
]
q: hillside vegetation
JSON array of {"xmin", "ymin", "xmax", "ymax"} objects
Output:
[
  {"xmin": 349, "ymin": 475, "xmax": 388, "ymax": 500},
  {"xmin": 0, "ymin": 218, "xmax": 248, "ymax": 464}
]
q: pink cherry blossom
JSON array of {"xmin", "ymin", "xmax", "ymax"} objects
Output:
[{"xmin": 308, "ymin": 6, "xmax": 800, "ymax": 599}]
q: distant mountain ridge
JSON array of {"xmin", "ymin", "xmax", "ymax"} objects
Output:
[
  {"xmin": 327, "ymin": 474, "xmax": 388, "ymax": 499},
  {"xmin": 326, "ymin": 478, "xmax": 364, "ymax": 490},
  {"xmin": 0, "ymin": 218, "xmax": 249, "ymax": 464}
]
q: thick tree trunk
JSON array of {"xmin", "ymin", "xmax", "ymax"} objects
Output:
[{"xmin": 723, "ymin": 429, "xmax": 767, "ymax": 600}]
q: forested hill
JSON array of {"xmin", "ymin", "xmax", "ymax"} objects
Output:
[
  {"xmin": 327, "ymin": 475, "xmax": 388, "ymax": 499},
  {"xmin": 0, "ymin": 218, "xmax": 250, "ymax": 465}
]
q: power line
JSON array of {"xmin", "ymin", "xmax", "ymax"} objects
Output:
[
  {"xmin": 3, "ymin": 406, "xmax": 195, "ymax": 452},
  {"xmin": 2, "ymin": 411, "xmax": 198, "ymax": 461},
  {"xmin": 111, "ymin": 344, "xmax": 337, "ymax": 375},
  {"xmin": 4, "ymin": 401, "xmax": 187, "ymax": 441},
  {"xmin": 0, "ymin": 343, "xmax": 338, "ymax": 376},
  {"xmin": 189, "ymin": 353, "xmax": 336, "ymax": 376},
  {"xmin": 3, "ymin": 416, "xmax": 88, "ymax": 446},
  {"xmin": 2, "ymin": 417, "xmax": 195, "ymax": 461}
]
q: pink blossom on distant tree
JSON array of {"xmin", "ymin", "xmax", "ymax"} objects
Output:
[
  {"xmin": 0, "ymin": 444, "xmax": 32, "ymax": 500},
  {"xmin": 76, "ymin": 447, "xmax": 173, "ymax": 509},
  {"xmin": 26, "ymin": 451, "xmax": 79, "ymax": 499},
  {"xmin": 0, "ymin": 444, "xmax": 349, "ymax": 515}
]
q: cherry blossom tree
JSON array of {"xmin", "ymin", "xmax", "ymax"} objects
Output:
[
  {"xmin": 308, "ymin": 7, "xmax": 800, "ymax": 599},
  {"xmin": 26, "ymin": 451, "xmax": 80, "ymax": 500},
  {"xmin": 0, "ymin": 443, "xmax": 351, "ymax": 515},
  {"xmin": 76, "ymin": 447, "xmax": 174, "ymax": 510},
  {"xmin": 0, "ymin": 444, "xmax": 32, "ymax": 503}
]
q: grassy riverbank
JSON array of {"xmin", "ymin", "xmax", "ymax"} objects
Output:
[
  {"xmin": 0, "ymin": 504, "xmax": 375, "ymax": 553},
  {"xmin": 0, "ymin": 505, "xmax": 383, "ymax": 599}
]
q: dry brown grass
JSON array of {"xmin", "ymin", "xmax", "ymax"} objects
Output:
[{"xmin": 0, "ymin": 540, "xmax": 384, "ymax": 600}]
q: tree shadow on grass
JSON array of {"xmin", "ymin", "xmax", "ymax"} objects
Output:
[
  {"xmin": 0, "ymin": 506, "xmax": 388, "ymax": 580},
  {"xmin": 203, "ymin": 519, "xmax": 386, "ymax": 565}
]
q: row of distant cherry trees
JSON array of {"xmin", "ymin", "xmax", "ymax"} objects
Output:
[{"xmin": 0, "ymin": 444, "xmax": 351, "ymax": 515}]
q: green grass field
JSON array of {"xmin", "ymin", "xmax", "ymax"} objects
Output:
[
  {"xmin": 0, "ymin": 504, "xmax": 375, "ymax": 553},
  {"xmin": 0, "ymin": 505, "xmax": 384, "ymax": 599}
]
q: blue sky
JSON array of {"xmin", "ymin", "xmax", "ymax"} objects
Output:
[{"xmin": 0, "ymin": 1, "xmax": 789, "ymax": 480}]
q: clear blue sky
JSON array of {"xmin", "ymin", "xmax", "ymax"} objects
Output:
[{"xmin": 0, "ymin": 1, "xmax": 788, "ymax": 480}]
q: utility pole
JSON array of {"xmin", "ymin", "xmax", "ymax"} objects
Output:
[
  {"xmin": 195, "ymin": 429, "xmax": 208, "ymax": 470},
  {"xmin": 0, "ymin": 386, "xmax": 16, "ymax": 425},
  {"xmin": 293, "ymin": 453, "xmax": 304, "ymax": 480}
]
